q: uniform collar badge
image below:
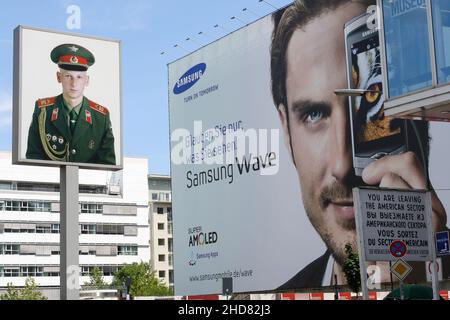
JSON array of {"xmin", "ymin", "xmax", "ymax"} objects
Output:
[
  {"xmin": 51, "ymin": 108, "xmax": 59, "ymax": 122},
  {"xmin": 85, "ymin": 110, "xmax": 92, "ymax": 124}
]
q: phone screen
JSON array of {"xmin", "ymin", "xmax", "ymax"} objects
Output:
[{"xmin": 350, "ymin": 34, "xmax": 402, "ymax": 154}]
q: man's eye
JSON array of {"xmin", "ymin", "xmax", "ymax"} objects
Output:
[{"xmin": 303, "ymin": 110, "xmax": 323, "ymax": 124}]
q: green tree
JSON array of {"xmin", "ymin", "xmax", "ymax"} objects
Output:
[
  {"xmin": 84, "ymin": 266, "xmax": 108, "ymax": 288},
  {"xmin": 112, "ymin": 262, "xmax": 173, "ymax": 297},
  {"xmin": 0, "ymin": 277, "xmax": 47, "ymax": 300},
  {"xmin": 342, "ymin": 243, "xmax": 361, "ymax": 298},
  {"xmin": 0, "ymin": 283, "xmax": 21, "ymax": 300}
]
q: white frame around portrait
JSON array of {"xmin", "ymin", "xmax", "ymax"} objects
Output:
[{"xmin": 12, "ymin": 25, "xmax": 123, "ymax": 170}]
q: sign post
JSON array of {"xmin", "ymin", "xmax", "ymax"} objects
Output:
[
  {"xmin": 390, "ymin": 258, "xmax": 412, "ymax": 300},
  {"xmin": 425, "ymin": 194, "xmax": 440, "ymax": 300},
  {"xmin": 389, "ymin": 242, "xmax": 408, "ymax": 301},
  {"xmin": 353, "ymin": 188, "xmax": 369, "ymax": 300},
  {"xmin": 60, "ymin": 166, "xmax": 79, "ymax": 300}
]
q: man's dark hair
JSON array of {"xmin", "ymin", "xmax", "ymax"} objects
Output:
[{"xmin": 270, "ymin": 0, "xmax": 375, "ymax": 109}]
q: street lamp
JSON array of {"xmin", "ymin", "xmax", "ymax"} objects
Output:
[{"xmin": 334, "ymin": 88, "xmax": 382, "ymax": 96}]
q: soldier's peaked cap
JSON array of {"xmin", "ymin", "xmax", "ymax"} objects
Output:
[{"xmin": 51, "ymin": 43, "xmax": 95, "ymax": 71}]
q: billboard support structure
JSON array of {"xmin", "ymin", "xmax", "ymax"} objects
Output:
[
  {"xmin": 60, "ymin": 165, "xmax": 79, "ymax": 300},
  {"xmin": 425, "ymin": 193, "xmax": 440, "ymax": 300},
  {"xmin": 353, "ymin": 187, "xmax": 369, "ymax": 300}
]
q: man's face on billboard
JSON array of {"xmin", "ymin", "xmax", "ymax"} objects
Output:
[
  {"xmin": 57, "ymin": 69, "xmax": 89, "ymax": 101},
  {"xmin": 278, "ymin": 3, "xmax": 366, "ymax": 266}
]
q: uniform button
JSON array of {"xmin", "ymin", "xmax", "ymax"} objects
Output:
[{"xmin": 71, "ymin": 149, "xmax": 77, "ymax": 155}]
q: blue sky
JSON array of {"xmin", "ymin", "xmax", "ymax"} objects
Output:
[{"xmin": 0, "ymin": 0, "xmax": 292, "ymax": 174}]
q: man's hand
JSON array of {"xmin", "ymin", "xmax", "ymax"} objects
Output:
[{"xmin": 362, "ymin": 151, "xmax": 447, "ymax": 232}]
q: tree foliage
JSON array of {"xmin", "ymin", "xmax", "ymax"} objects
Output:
[
  {"xmin": 0, "ymin": 277, "xmax": 47, "ymax": 300},
  {"xmin": 342, "ymin": 243, "xmax": 361, "ymax": 297},
  {"xmin": 112, "ymin": 262, "xmax": 172, "ymax": 297},
  {"xmin": 84, "ymin": 266, "xmax": 108, "ymax": 288}
]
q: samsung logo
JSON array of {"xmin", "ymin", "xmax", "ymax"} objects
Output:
[
  {"xmin": 362, "ymin": 28, "xmax": 377, "ymax": 38},
  {"xmin": 173, "ymin": 63, "xmax": 206, "ymax": 95}
]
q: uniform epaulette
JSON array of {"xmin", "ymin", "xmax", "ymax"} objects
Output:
[
  {"xmin": 89, "ymin": 100, "xmax": 109, "ymax": 115},
  {"xmin": 37, "ymin": 97, "xmax": 56, "ymax": 108}
]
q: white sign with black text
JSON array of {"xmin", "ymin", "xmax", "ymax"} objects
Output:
[{"xmin": 354, "ymin": 187, "xmax": 432, "ymax": 261}]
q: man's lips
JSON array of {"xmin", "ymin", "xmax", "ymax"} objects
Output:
[
  {"xmin": 328, "ymin": 200, "xmax": 354, "ymax": 220},
  {"xmin": 331, "ymin": 200, "xmax": 353, "ymax": 206}
]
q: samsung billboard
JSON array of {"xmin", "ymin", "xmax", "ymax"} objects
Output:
[{"xmin": 168, "ymin": 0, "xmax": 450, "ymax": 296}]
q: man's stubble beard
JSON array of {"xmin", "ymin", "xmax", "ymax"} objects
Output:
[{"xmin": 301, "ymin": 179, "xmax": 357, "ymax": 267}]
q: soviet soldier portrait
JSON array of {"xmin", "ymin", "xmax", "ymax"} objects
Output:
[{"xmin": 25, "ymin": 43, "xmax": 116, "ymax": 165}]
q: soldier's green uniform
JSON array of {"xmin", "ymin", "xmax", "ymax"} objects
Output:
[
  {"xmin": 25, "ymin": 43, "xmax": 116, "ymax": 165},
  {"xmin": 26, "ymin": 94, "xmax": 116, "ymax": 164}
]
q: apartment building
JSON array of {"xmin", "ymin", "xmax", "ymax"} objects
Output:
[
  {"xmin": 148, "ymin": 174, "xmax": 173, "ymax": 291},
  {"xmin": 0, "ymin": 152, "xmax": 150, "ymax": 299}
]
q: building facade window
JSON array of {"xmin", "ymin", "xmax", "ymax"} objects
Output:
[
  {"xmin": 159, "ymin": 270, "xmax": 165, "ymax": 278},
  {"xmin": 51, "ymin": 224, "xmax": 60, "ymax": 234},
  {"xmin": 158, "ymin": 238, "xmax": 165, "ymax": 246},
  {"xmin": 1, "ymin": 244, "xmax": 20, "ymax": 255},
  {"xmin": 2, "ymin": 224, "xmax": 60, "ymax": 234},
  {"xmin": 2, "ymin": 200, "xmax": 51, "ymax": 212},
  {"xmin": 97, "ymin": 224, "xmax": 125, "ymax": 235},
  {"xmin": 36, "ymin": 225, "xmax": 51, "ymax": 233},
  {"xmin": 81, "ymin": 265, "xmax": 122, "ymax": 276},
  {"xmin": 81, "ymin": 224, "xmax": 97, "ymax": 235},
  {"xmin": 80, "ymin": 224, "xmax": 130, "ymax": 235},
  {"xmin": 81, "ymin": 203, "xmax": 103, "ymax": 214},
  {"xmin": 0, "ymin": 182, "xmax": 13, "ymax": 190},
  {"xmin": 158, "ymin": 254, "xmax": 165, "ymax": 262},
  {"xmin": 20, "ymin": 266, "xmax": 44, "ymax": 277},
  {"xmin": 118, "ymin": 245, "xmax": 138, "ymax": 255},
  {"xmin": 157, "ymin": 207, "xmax": 164, "ymax": 214},
  {"xmin": 157, "ymin": 223, "xmax": 164, "ymax": 230},
  {"xmin": 3, "ymin": 267, "xmax": 19, "ymax": 277},
  {"xmin": 167, "ymin": 208, "xmax": 172, "ymax": 221}
]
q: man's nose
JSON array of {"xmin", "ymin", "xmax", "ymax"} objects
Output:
[{"xmin": 329, "ymin": 104, "xmax": 353, "ymax": 182}]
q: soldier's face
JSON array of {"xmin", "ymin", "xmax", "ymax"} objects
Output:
[
  {"xmin": 278, "ymin": 3, "xmax": 365, "ymax": 266},
  {"xmin": 57, "ymin": 69, "xmax": 89, "ymax": 100}
]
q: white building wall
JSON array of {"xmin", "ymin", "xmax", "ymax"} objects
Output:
[
  {"xmin": 0, "ymin": 152, "xmax": 150, "ymax": 296},
  {"xmin": 148, "ymin": 175, "xmax": 173, "ymax": 289}
]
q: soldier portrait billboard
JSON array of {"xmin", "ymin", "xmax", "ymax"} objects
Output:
[
  {"xmin": 13, "ymin": 26, "xmax": 122, "ymax": 170},
  {"xmin": 169, "ymin": 1, "xmax": 450, "ymax": 296}
]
